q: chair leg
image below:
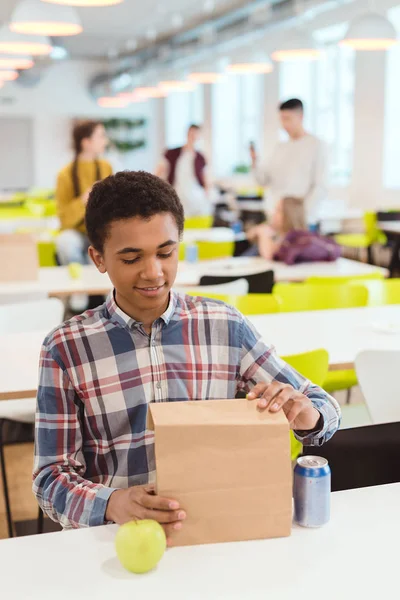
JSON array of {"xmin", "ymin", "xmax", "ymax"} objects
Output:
[
  {"xmin": 0, "ymin": 420, "xmax": 14, "ymax": 537},
  {"xmin": 37, "ymin": 506, "xmax": 44, "ymax": 534},
  {"xmin": 367, "ymin": 245, "xmax": 374, "ymax": 265},
  {"xmin": 346, "ymin": 389, "xmax": 352, "ymax": 405}
]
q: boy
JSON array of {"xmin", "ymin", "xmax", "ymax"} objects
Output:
[{"xmin": 33, "ymin": 171, "xmax": 340, "ymax": 544}]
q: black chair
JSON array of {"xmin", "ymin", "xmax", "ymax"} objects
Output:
[
  {"xmin": 199, "ymin": 269, "xmax": 274, "ymax": 294},
  {"xmin": 303, "ymin": 422, "xmax": 400, "ymax": 492}
]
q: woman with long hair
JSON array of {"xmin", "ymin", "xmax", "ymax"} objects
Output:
[
  {"xmin": 247, "ymin": 197, "xmax": 306, "ymax": 260},
  {"xmin": 55, "ymin": 120, "xmax": 112, "ymax": 267}
]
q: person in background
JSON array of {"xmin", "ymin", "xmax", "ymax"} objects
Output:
[
  {"xmin": 56, "ymin": 120, "xmax": 112, "ymax": 267},
  {"xmin": 33, "ymin": 171, "xmax": 340, "ymax": 538},
  {"xmin": 155, "ymin": 123, "xmax": 210, "ymax": 217},
  {"xmin": 55, "ymin": 120, "xmax": 112, "ymax": 311},
  {"xmin": 251, "ymin": 98, "xmax": 328, "ymax": 228},
  {"xmin": 247, "ymin": 196, "xmax": 340, "ymax": 264},
  {"xmin": 247, "ymin": 197, "xmax": 306, "ymax": 259}
]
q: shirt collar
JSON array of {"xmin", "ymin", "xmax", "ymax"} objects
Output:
[{"xmin": 105, "ymin": 290, "xmax": 177, "ymax": 329}]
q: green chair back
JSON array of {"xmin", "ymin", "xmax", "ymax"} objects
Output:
[
  {"xmin": 281, "ymin": 349, "xmax": 330, "ymax": 387},
  {"xmin": 281, "ymin": 348, "xmax": 330, "ymax": 461},
  {"xmin": 274, "ymin": 283, "xmax": 368, "ymax": 312},
  {"xmin": 184, "ymin": 216, "xmax": 213, "ymax": 229},
  {"xmin": 180, "ymin": 241, "xmax": 234, "ymax": 261},
  {"xmin": 227, "ymin": 293, "xmax": 281, "ymax": 315},
  {"xmin": 306, "ymin": 272, "xmax": 384, "ymax": 285},
  {"xmin": 186, "ymin": 292, "xmax": 230, "ymax": 303},
  {"xmin": 355, "ymin": 279, "xmax": 400, "ymax": 306}
]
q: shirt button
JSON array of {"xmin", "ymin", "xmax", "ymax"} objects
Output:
[{"xmin": 156, "ymin": 381, "xmax": 162, "ymax": 389}]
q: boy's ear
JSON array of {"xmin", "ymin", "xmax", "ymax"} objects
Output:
[{"xmin": 89, "ymin": 246, "xmax": 106, "ymax": 273}]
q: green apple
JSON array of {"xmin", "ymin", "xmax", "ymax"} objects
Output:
[
  {"xmin": 115, "ymin": 520, "xmax": 167, "ymax": 574},
  {"xmin": 68, "ymin": 262, "xmax": 82, "ymax": 280}
]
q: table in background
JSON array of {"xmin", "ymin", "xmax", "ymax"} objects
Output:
[
  {"xmin": 0, "ymin": 484, "xmax": 398, "ymax": 600},
  {"xmin": 175, "ymin": 256, "xmax": 388, "ymax": 287},
  {"xmin": 248, "ymin": 304, "xmax": 400, "ymax": 370},
  {"xmin": 0, "ymin": 258, "xmax": 388, "ymax": 302},
  {"xmin": 2, "ymin": 304, "xmax": 400, "ymax": 400}
]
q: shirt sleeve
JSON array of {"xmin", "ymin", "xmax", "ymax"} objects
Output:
[
  {"xmin": 55, "ymin": 170, "xmax": 85, "ymax": 230},
  {"xmin": 252, "ymin": 162, "xmax": 271, "ymax": 187},
  {"xmin": 237, "ymin": 316, "xmax": 341, "ymax": 446},
  {"xmin": 33, "ymin": 341, "xmax": 117, "ymax": 529}
]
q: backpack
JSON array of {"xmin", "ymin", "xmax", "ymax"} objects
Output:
[{"xmin": 273, "ymin": 230, "xmax": 341, "ymax": 265}]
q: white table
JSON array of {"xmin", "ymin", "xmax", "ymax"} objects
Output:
[
  {"xmin": 175, "ymin": 256, "xmax": 388, "ymax": 287},
  {"xmin": 2, "ymin": 305, "xmax": 400, "ymax": 400},
  {"xmin": 0, "ymin": 483, "xmax": 398, "ymax": 599},
  {"xmin": 183, "ymin": 228, "xmax": 246, "ymax": 244},
  {"xmin": 0, "ymin": 258, "xmax": 388, "ymax": 302},
  {"xmin": 248, "ymin": 304, "xmax": 400, "ymax": 370}
]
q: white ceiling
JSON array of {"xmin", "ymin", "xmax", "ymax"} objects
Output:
[{"xmin": 0, "ymin": 0, "xmax": 244, "ymax": 59}]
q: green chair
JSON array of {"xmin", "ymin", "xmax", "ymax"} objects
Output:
[
  {"xmin": 306, "ymin": 272, "xmax": 385, "ymax": 285},
  {"xmin": 227, "ymin": 293, "xmax": 281, "ymax": 315},
  {"xmin": 334, "ymin": 211, "xmax": 386, "ymax": 264},
  {"xmin": 353, "ymin": 278, "xmax": 400, "ymax": 306},
  {"xmin": 37, "ymin": 240, "xmax": 57, "ymax": 267},
  {"xmin": 180, "ymin": 241, "xmax": 234, "ymax": 261},
  {"xmin": 275, "ymin": 282, "xmax": 368, "ymax": 403},
  {"xmin": 273, "ymin": 282, "xmax": 368, "ymax": 312},
  {"xmin": 184, "ymin": 216, "xmax": 213, "ymax": 229},
  {"xmin": 186, "ymin": 292, "xmax": 230, "ymax": 303},
  {"xmin": 281, "ymin": 349, "xmax": 330, "ymax": 461}
]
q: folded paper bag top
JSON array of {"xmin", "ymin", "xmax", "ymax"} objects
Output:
[{"xmin": 148, "ymin": 399, "xmax": 293, "ymax": 546}]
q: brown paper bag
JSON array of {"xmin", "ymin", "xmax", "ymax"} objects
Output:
[
  {"xmin": 148, "ymin": 399, "xmax": 292, "ymax": 546},
  {"xmin": 0, "ymin": 234, "xmax": 39, "ymax": 282}
]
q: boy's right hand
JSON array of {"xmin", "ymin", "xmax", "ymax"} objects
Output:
[{"xmin": 105, "ymin": 484, "xmax": 186, "ymax": 544}]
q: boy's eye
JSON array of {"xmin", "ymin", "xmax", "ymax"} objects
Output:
[{"xmin": 122, "ymin": 251, "xmax": 173, "ymax": 265}]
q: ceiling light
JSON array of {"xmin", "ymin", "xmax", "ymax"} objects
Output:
[
  {"xmin": 43, "ymin": 0, "xmax": 123, "ymax": 5},
  {"xmin": 340, "ymin": 12, "xmax": 398, "ymax": 51},
  {"xmin": 271, "ymin": 32, "xmax": 322, "ymax": 62},
  {"xmin": 97, "ymin": 96, "xmax": 129, "ymax": 108},
  {"xmin": 10, "ymin": 0, "xmax": 83, "ymax": 37},
  {"xmin": 159, "ymin": 80, "xmax": 196, "ymax": 92},
  {"xmin": 0, "ymin": 54, "xmax": 34, "ymax": 69},
  {"xmin": 226, "ymin": 60, "xmax": 274, "ymax": 74},
  {"xmin": 135, "ymin": 86, "xmax": 167, "ymax": 99},
  {"xmin": 187, "ymin": 71, "xmax": 223, "ymax": 83},
  {"xmin": 0, "ymin": 70, "xmax": 19, "ymax": 81},
  {"xmin": 0, "ymin": 26, "xmax": 52, "ymax": 55}
]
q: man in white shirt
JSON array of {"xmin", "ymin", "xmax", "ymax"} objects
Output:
[
  {"xmin": 155, "ymin": 124, "xmax": 210, "ymax": 217},
  {"xmin": 251, "ymin": 98, "xmax": 328, "ymax": 226}
]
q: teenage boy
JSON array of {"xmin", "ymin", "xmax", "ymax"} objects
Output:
[{"xmin": 33, "ymin": 171, "xmax": 340, "ymax": 544}]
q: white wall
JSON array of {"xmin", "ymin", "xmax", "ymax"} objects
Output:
[{"xmin": 0, "ymin": 60, "xmax": 159, "ymax": 189}]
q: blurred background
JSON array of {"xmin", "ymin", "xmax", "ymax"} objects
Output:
[{"xmin": 0, "ymin": 0, "xmax": 399, "ymax": 214}]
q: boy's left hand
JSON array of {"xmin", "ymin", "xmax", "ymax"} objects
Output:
[{"xmin": 247, "ymin": 381, "xmax": 320, "ymax": 431}]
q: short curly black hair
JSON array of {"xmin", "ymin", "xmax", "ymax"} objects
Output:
[{"xmin": 85, "ymin": 170, "xmax": 185, "ymax": 252}]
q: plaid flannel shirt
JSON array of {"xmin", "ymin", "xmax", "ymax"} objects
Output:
[{"xmin": 33, "ymin": 291, "xmax": 341, "ymax": 529}]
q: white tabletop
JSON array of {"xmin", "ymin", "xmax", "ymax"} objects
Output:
[
  {"xmin": 175, "ymin": 257, "xmax": 388, "ymax": 287},
  {"xmin": 0, "ymin": 483, "xmax": 398, "ymax": 600},
  {"xmin": 182, "ymin": 228, "xmax": 246, "ymax": 244},
  {"xmin": 248, "ymin": 304, "xmax": 400, "ymax": 369},
  {"xmin": 1, "ymin": 305, "xmax": 400, "ymax": 399},
  {"xmin": 0, "ymin": 258, "xmax": 387, "ymax": 301}
]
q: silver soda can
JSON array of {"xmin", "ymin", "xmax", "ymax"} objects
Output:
[
  {"xmin": 185, "ymin": 243, "xmax": 199, "ymax": 264},
  {"xmin": 293, "ymin": 456, "xmax": 331, "ymax": 527}
]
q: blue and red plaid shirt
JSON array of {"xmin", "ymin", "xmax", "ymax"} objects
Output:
[{"xmin": 33, "ymin": 291, "xmax": 340, "ymax": 529}]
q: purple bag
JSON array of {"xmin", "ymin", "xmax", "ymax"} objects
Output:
[{"xmin": 273, "ymin": 230, "xmax": 341, "ymax": 265}]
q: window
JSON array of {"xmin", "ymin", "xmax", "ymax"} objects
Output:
[
  {"xmin": 212, "ymin": 72, "xmax": 264, "ymax": 176},
  {"xmin": 165, "ymin": 86, "xmax": 204, "ymax": 148},
  {"xmin": 384, "ymin": 6, "xmax": 400, "ymax": 188},
  {"xmin": 279, "ymin": 24, "xmax": 355, "ymax": 186}
]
